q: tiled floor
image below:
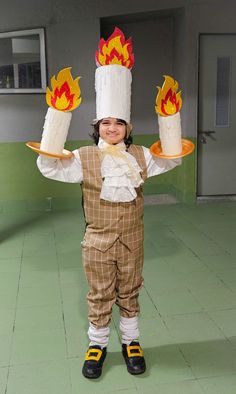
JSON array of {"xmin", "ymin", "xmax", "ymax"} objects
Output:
[{"xmin": 0, "ymin": 200, "xmax": 236, "ymax": 393}]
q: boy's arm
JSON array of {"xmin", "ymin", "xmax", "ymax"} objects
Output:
[
  {"xmin": 37, "ymin": 149, "xmax": 83, "ymax": 183},
  {"xmin": 142, "ymin": 146, "xmax": 182, "ymax": 178}
]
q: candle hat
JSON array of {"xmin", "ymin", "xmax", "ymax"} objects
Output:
[{"xmin": 94, "ymin": 27, "xmax": 134, "ymax": 125}]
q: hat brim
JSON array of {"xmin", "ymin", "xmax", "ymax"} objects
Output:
[{"xmin": 91, "ymin": 119, "xmax": 133, "ymax": 136}]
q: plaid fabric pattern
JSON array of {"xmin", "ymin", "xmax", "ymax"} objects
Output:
[
  {"xmin": 79, "ymin": 144, "xmax": 147, "ymax": 327},
  {"xmin": 80, "ymin": 145, "xmax": 147, "ymax": 252},
  {"xmin": 82, "ymin": 239, "xmax": 144, "ymax": 327}
]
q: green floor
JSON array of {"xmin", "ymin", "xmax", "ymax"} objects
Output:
[{"xmin": 0, "ymin": 200, "xmax": 236, "ymax": 393}]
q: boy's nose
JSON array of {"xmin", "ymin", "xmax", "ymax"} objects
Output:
[{"xmin": 108, "ymin": 124, "xmax": 117, "ymax": 132}]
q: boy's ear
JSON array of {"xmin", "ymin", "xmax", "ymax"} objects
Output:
[{"xmin": 127, "ymin": 123, "xmax": 133, "ymax": 136}]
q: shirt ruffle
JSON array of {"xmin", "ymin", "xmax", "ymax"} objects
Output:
[{"xmin": 98, "ymin": 138, "xmax": 144, "ymax": 202}]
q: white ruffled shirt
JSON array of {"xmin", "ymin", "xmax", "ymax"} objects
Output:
[
  {"xmin": 37, "ymin": 138, "xmax": 181, "ymax": 203},
  {"xmin": 98, "ymin": 138, "xmax": 144, "ymax": 202}
]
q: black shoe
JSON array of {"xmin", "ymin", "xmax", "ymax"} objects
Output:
[
  {"xmin": 82, "ymin": 345, "xmax": 107, "ymax": 379},
  {"xmin": 122, "ymin": 341, "xmax": 146, "ymax": 375}
]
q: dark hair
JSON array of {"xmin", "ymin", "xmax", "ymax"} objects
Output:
[{"xmin": 90, "ymin": 118, "xmax": 133, "ymax": 148}]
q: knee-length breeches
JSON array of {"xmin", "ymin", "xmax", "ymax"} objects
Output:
[{"xmin": 82, "ymin": 239, "xmax": 144, "ymax": 328}]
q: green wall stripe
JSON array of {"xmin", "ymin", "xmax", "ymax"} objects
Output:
[{"xmin": 0, "ymin": 135, "xmax": 196, "ymax": 204}]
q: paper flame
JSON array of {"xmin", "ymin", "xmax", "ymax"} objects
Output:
[
  {"xmin": 46, "ymin": 67, "xmax": 82, "ymax": 112},
  {"xmin": 95, "ymin": 27, "xmax": 134, "ymax": 69},
  {"xmin": 155, "ymin": 75, "xmax": 182, "ymax": 116}
]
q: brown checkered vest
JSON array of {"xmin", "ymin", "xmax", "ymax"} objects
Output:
[{"xmin": 79, "ymin": 145, "xmax": 147, "ymax": 252}]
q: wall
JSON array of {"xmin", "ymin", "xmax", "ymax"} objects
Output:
[
  {"xmin": 0, "ymin": 0, "xmax": 185, "ymax": 143},
  {"xmin": 0, "ymin": 136, "xmax": 192, "ymax": 209},
  {"xmin": 1, "ymin": 0, "xmax": 236, "ymax": 205},
  {"xmin": 1, "ymin": 0, "xmax": 236, "ymax": 143},
  {"xmin": 0, "ymin": 17, "xmax": 99, "ymax": 143}
]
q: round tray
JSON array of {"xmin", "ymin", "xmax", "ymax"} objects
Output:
[
  {"xmin": 150, "ymin": 138, "xmax": 195, "ymax": 159},
  {"xmin": 26, "ymin": 141, "xmax": 73, "ymax": 159}
]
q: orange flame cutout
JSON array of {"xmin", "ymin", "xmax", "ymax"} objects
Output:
[
  {"xmin": 95, "ymin": 27, "xmax": 134, "ymax": 69},
  {"xmin": 155, "ymin": 75, "xmax": 182, "ymax": 116},
  {"xmin": 46, "ymin": 67, "xmax": 82, "ymax": 112}
]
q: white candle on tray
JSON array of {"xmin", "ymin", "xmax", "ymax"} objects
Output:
[
  {"xmin": 155, "ymin": 75, "xmax": 182, "ymax": 156},
  {"xmin": 40, "ymin": 67, "xmax": 82, "ymax": 155},
  {"xmin": 40, "ymin": 108, "xmax": 72, "ymax": 155},
  {"xmin": 158, "ymin": 112, "xmax": 182, "ymax": 156}
]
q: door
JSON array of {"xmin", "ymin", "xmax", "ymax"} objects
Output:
[{"xmin": 198, "ymin": 34, "xmax": 236, "ymax": 196}]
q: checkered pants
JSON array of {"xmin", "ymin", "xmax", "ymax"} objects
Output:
[{"xmin": 82, "ymin": 238, "xmax": 144, "ymax": 328}]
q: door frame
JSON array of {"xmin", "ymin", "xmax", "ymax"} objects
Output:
[{"xmin": 196, "ymin": 33, "xmax": 236, "ymax": 199}]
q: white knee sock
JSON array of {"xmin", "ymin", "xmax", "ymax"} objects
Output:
[
  {"xmin": 88, "ymin": 323, "xmax": 110, "ymax": 348},
  {"xmin": 119, "ymin": 316, "xmax": 139, "ymax": 345}
]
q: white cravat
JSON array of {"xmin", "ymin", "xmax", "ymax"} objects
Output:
[{"xmin": 98, "ymin": 138, "xmax": 144, "ymax": 202}]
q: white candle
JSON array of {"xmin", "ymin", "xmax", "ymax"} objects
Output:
[
  {"xmin": 158, "ymin": 112, "xmax": 182, "ymax": 156},
  {"xmin": 95, "ymin": 65, "xmax": 132, "ymax": 123},
  {"xmin": 40, "ymin": 107, "xmax": 72, "ymax": 155}
]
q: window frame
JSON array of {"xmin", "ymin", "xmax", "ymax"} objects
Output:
[{"xmin": 0, "ymin": 28, "xmax": 47, "ymax": 94}]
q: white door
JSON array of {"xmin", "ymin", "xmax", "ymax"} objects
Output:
[{"xmin": 198, "ymin": 34, "xmax": 236, "ymax": 196}]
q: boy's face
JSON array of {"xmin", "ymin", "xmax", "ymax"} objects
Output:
[{"xmin": 99, "ymin": 117, "xmax": 126, "ymax": 145}]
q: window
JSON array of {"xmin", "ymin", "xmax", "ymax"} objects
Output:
[
  {"xmin": 215, "ymin": 56, "xmax": 231, "ymax": 127},
  {"xmin": 0, "ymin": 28, "xmax": 46, "ymax": 93}
]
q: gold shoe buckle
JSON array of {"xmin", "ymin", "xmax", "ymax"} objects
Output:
[
  {"xmin": 127, "ymin": 345, "xmax": 143, "ymax": 358},
  {"xmin": 85, "ymin": 348, "xmax": 102, "ymax": 361}
]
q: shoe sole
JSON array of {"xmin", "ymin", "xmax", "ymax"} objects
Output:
[
  {"xmin": 127, "ymin": 366, "xmax": 146, "ymax": 375},
  {"xmin": 122, "ymin": 353, "xmax": 146, "ymax": 375},
  {"xmin": 82, "ymin": 370, "xmax": 102, "ymax": 379}
]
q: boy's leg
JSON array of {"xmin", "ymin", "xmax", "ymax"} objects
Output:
[
  {"xmin": 116, "ymin": 240, "xmax": 144, "ymax": 321},
  {"xmin": 82, "ymin": 323, "xmax": 110, "ymax": 379},
  {"xmin": 82, "ymin": 242, "xmax": 118, "ymax": 331},
  {"xmin": 88, "ymin": 323, "xmax": 110, "ymax": 348},
  {"xmin": 82, "ymin": 243, "xmax": 118, "ymax": 378},
  {"xmin": 116, "ymin": 240, "xmax": 146, "ymax": 374},
  {"xmin": 119, "ymin": 316, "xmax": 139, "ymax": 345}
]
